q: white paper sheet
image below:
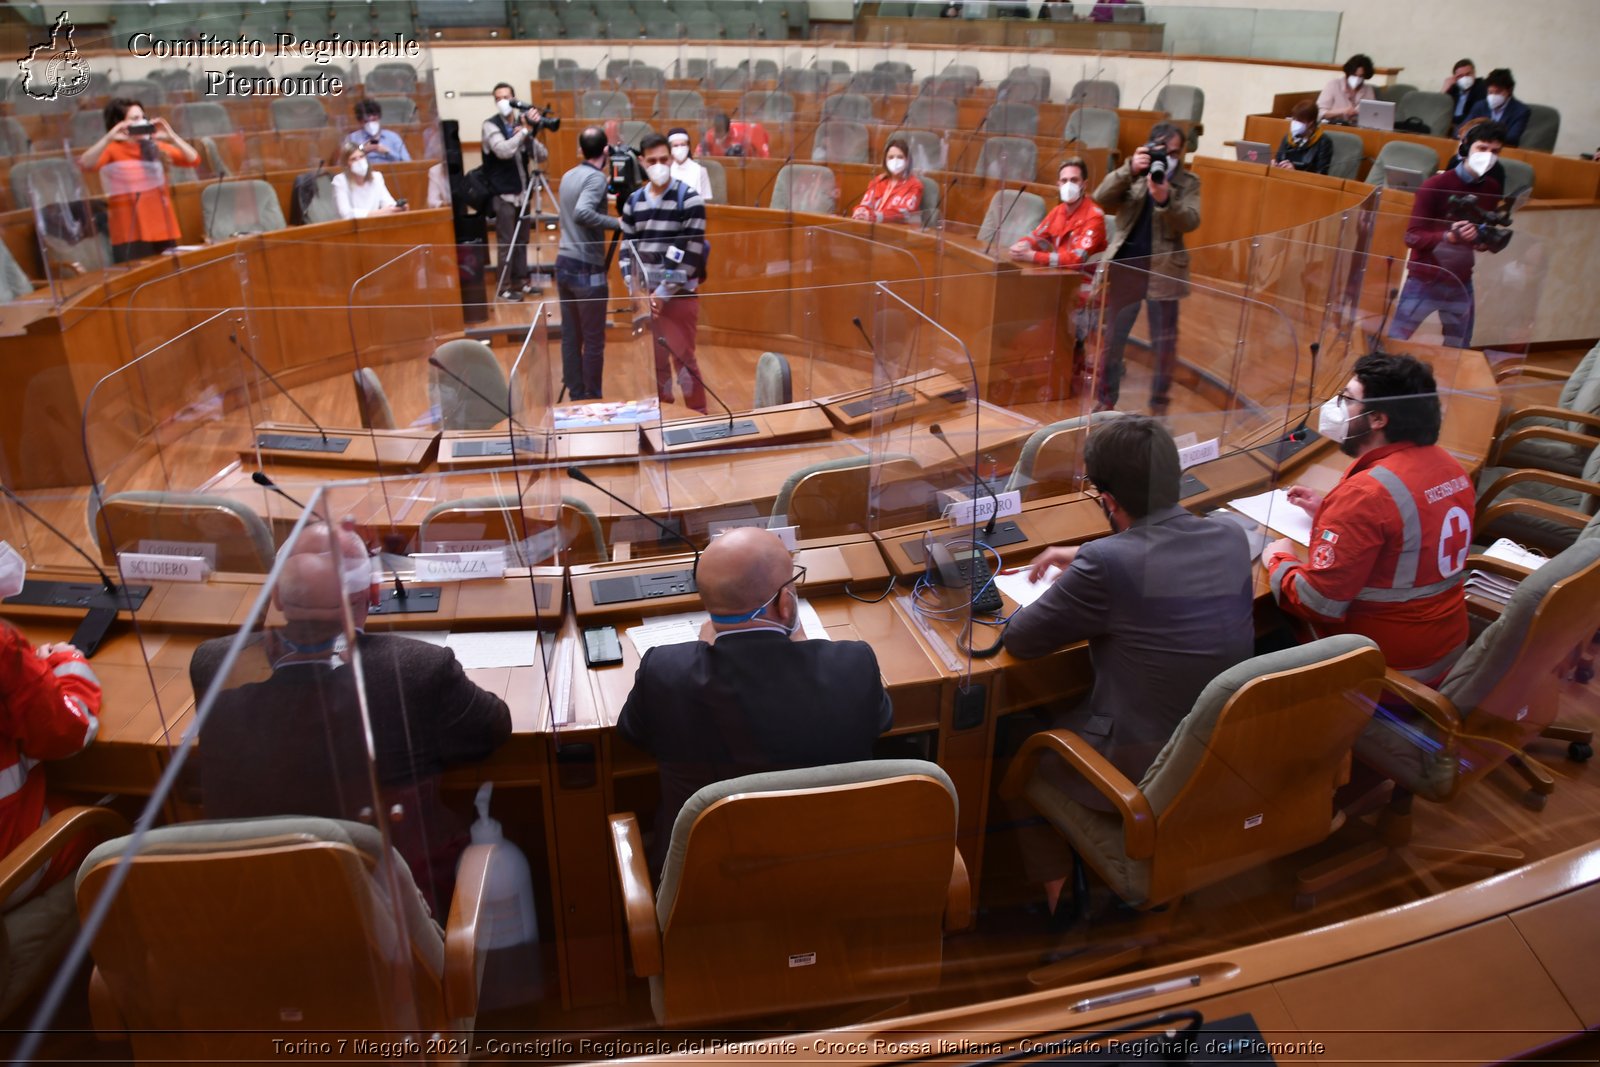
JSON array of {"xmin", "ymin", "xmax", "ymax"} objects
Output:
[
  {"xmin": 406, "ymin": 631, "xmax": 451, "ymax": 647},
  {"xmin": 797, "ymin": 598, "xmax": 830, "ymax": 641},
  {"xmin": 626, "ymin": 611, "xmax": 711, "ymax": 656},
  {"xmin": 444, "ymin": 631, "xmax": 544, "ymax": 669},
  {"xmin": 992, "ymin": 566, "xmax": 1062, "ymax": 608},
  {"xmin": 1228, "ymin": 489, "xmax": 1314, "ymax": 546}
]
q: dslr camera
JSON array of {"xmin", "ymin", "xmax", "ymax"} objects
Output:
[
  {"xmin": 1146, "ymin": 142, "xmax": 1170, "ymax": 185},
  {"xmin": 1445, "ymin": 193, "xmax": 1514, "ymax": 253},
  {"xmin": 510, "ymin": 99, "xmax": 561, "ymax": 133}
]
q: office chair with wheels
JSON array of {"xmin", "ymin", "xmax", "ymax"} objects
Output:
[{"xmin": 608, "ymin": 761, "xmax": 969, "ymax": 1026}]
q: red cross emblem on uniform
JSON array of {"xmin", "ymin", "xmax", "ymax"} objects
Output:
[{"xmin": 1438, "ymin": 506, "xmax": 1472, "ymax": 577}]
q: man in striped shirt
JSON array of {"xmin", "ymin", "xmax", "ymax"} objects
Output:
[{"xmin": 620, "ymin": 133, "xmax": 711, "ymax": 414}]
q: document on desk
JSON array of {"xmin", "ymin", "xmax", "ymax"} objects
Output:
[
  {"xmin": 992, "ymin": 566, "xmax": 1062, "ymax": 608},
  {"xmin": 1228, "ymin": 489, "xmax": 1314, "ymax": 546},
  {"xmin": 444, "ymin": 631, "xmax": 547, "ymax": 670},
  {"xmin": 625, "ymin": 600, "xmax": 832, "ymax": 657}
]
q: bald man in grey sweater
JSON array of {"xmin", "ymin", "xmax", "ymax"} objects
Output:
[{"xmin": 556, "ymin": 126, "xmax": 623, "ymax": 400}]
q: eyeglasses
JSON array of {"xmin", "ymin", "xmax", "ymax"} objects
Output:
[{"xmin": 709, "ymin": 563, "xmax": 806, "ymax": 624}]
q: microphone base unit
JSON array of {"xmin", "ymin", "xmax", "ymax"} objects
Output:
[
  {"xmin": 256, "ymin": 433, "xmax": 353, "ymax": 454},
  {"xmin": 1179, "ymin": 471, "xmax": 1210, "ymax": 501},
  {"xmin": 590, "ymin": 568, "xmax": 697, "ymax": 606},
  {"xmin": 1265, "ymin": 428, "xmax": 1320, "ymax": 464},
  {"xmin": 899, "ymin": 521, "xmax": 1027, "ymax": 564},
  {"xmin": 660, "ymin": 419, "xmax": 761, "ymax": 447},
  {"xmin": 452, "ymin": 437, "xmax": 542, "ymax": 458},
  {"xmin": 5, "ymin": 579, "xmax": 153, "ymax": 612},
  {"xmin": 838, "ymin": 390, "xmax": 914, "ymax": 419},
  {"xmin": 368, "ymin": 586, "xmax": 445, "ymax": 615}
]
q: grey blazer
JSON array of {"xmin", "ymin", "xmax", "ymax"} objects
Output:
[{"xmin": 1002, "ymin": 506, "xmax": 1255, "ymax": 808}]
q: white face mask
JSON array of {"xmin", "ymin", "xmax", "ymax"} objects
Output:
[
  {"xmin": 496, "ymin": 98, "xmax": 513, "ymax": 117},
  {"xmin": 1486, "ymin": 92, "xmax": 1507, "ymax": 110},
  {"xmin": 1317, "ymin": 396, "xmax": 1353, "ymax": 441},
  {"xmin": 0, "ymin": 540, "xmax": 24, "ymax": 600},
  {"xmin": 349, "ymin": 157, "xmax": 368, "ymax": 177},
  {"xmin": 363, "ymin": 120, "xmax": 381, "ymax": 137},
  {"xmin": 670, "ymin": 143, "xmax": 689, "ymax": 163},
  {"xmin": 1289, "ymin": 119, "xmax": 1308, "ymax": 138},
  {"xmin": 885, "ymin": 155, "xmax": 906, "ymax": 175},
  {"xmin": 1346, "ymin": 74, "xmax": 1364, "ymax": 91},
  {"xmin": 1466, "ymin": 149, "xmax": 1496, "ymax": 177},
  {"xmin": 1058, "ymin": 179, "xmax": 1081, "ymax": 203},
  {"xmin": 646, "ymin": 162, "xmax": 671, "ymax": 187},
  {"xmin": 1456, "ymin": 75, "xmax": 1474, "ymax": 91}
]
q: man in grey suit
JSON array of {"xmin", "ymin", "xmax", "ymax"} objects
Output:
[{"xmin": 1002, "ymin": 416, "xmax": 1254, "ymax": 913}]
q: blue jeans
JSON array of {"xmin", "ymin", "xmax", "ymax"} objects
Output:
[
  {"xmin": 556, "ymin": 257, "xmax": 609, "ymax": 399},
  {"xmin": 1388, "ymin": 273, "xmax": 1475, "ymax": 349}
]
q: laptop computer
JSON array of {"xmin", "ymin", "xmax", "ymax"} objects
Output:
[
  {"xmin": 1357, "ymin": 98, "xmax": 1396, "ymax": 130},
  {"xmin": 1383, "ymin": 165, "xmax": 1426, "ymax": 192},
  {"xmin": 1233, "ymin": 140, "xmax": 1274, "ymax": 164}
]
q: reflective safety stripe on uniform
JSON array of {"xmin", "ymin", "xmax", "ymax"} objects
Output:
[
  {"xmin": 1366, "ymin": 465, "xmax": 1422, "ymax": 588},
  {"xmin": 1355, "ymin": 574, "xmax": 1466, "ymax": 603},
  {"xmin": 0, "ymin": 754, "xmax": 39, "ymax": 801},
  {"xmin": 50, "ymin": 658, "xmax": 100, "ymax": 688}
]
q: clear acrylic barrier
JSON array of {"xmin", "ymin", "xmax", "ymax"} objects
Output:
[
  {"xmin": 348, "ymin": 244, "xmax": 447, "ymax": 432},
  {"xmin": 20, "ymin": 502, "xmax": 438, "ymax": 1062}
]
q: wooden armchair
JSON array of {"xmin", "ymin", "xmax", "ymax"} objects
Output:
[
  {"xmin": 1299, "ymin": 539, "xmax": 1600, "ymax": 903},
  {"xmin": 76, "ymin": 816, "xmax": 491, "ymax": 1064},
  {"xmin": 1001, "ymin": 636, "xmax": 1385, "ymax": 985},
  {"xmin": 1491, "ymin": 344, "xmax": 1600, "ymax": 477},
  {"xmin": 419, "ymin": 494, "xmax": 607, "ymax": 566},
  {"xmin": 1475, "ymin": 441, "xmax": 1600, "ymax": 556},
  {"xmin": 607, "ymin": 761, "xmax": 969, "ymax": 1027}
]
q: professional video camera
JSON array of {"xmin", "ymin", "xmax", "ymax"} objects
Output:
[
  {"xmin": 510, "ymin": 99, "xmax": 561, "ymax": 133},
  {"xmin": 1445, "ymin": 192, "xmax": 1514, "ymax": 253},
  {"xmin": 607, "ymin": 143, "xmax": 643, "ymax": 202},
  {"xmin": 1146, "ymin": 141, "xmax": 1170, "ymax": 184}
]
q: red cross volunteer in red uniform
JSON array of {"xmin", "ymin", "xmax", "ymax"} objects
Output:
[{"xmin": 1265, "ymin": 353, "xmax": 1474, "ymax": 685}]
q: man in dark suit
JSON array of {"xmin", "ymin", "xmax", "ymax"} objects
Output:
[
  {"xmin": 617, "ymin": 527, "xmax": 892, "ymax": 877},
  {"xmin": 188, "ymin": 523, "xmax": 511, "ymax": 915},
  {"xmin": 1462, "ymin": 68, "xmax": 1531, "ymax": 146},
  {"xmin": 1002, "ymin": 416, "xmax": 1254, "ymax": 914}
]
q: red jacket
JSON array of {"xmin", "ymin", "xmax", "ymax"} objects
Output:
[
  {"xmin": 699, "ymin": 122, "xmax": 770, "ymax": 159},
  {"xmin": 851, "ymin": 173, "xmax": 923, "ymax": 223},
  {"xmin": 1, "ymin": 623, "xmax": 100, "ymax": 901},
  {"xmin": 1266, "ymin": 442, "xmax": 1474, "ymax": 679},
  {"xmin": 1021, "ymin": 196, "xmax": 1107, "ymax": 273}
]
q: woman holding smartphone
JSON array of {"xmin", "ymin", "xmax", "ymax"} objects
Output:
[{"xmin": 77, "ymin": 97, "xmax": 200, "ymax": 263}]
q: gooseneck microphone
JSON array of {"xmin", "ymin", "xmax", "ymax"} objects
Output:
[
  {"xmin": 251, "ymin": 471, "xmax": 305, "ymax": 510},
  {"xmin": 1, "ymin": 484, "xmax": 118, "ymax": 594},
  {"xmin": 566, "ymin": 466, "xmax": 699, "ymax": 566},
  {"xmin": 655, "ymin": 336, "xmax": 734, "ymax": 436},
  {"xmin": 426, "ymin": 356, "xmax": 526, "ymax": 428},
  {"xmin": 929, "ymin": 424, "xmax": 1002, "ymax": 538},
  {"xmin": 229, "ymin": 332, "xmax": 330, "ymax": 443},
  {"xmin": 851, "ymin": 315, "xmax": 876, "ymax": 354}
]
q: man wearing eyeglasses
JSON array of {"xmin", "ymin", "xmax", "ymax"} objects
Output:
[{"xmin": 617, "ymin": 527, "xmax": 892, "ymax": 878}]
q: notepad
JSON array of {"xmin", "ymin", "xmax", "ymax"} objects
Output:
[
  {"xmin": 444, "ymin": 631, "xmax": 544, "ymax": 669},
  {"xmin": 1482, "ymin": 538, "xmax": 1548, "ymax": 570},
  {"xmin": 1228, "ymin": 489, "xmax": 1314, "ymax": 546},
  {"xmin": 992, "ymin": 566, "xmax": 1062, "ymax": 608}
]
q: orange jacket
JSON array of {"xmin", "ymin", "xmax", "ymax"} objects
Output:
[
  {"xmin": 1266, "ymin": 442, "xmax": 1474, "ymax": 679},
  {"xmin": 89, "ymin": 139, "xmax": 198, "ymax": 245},
  {"xmin": 1020, "ymin": 196, "xmax": 1107, "ymax": 272},
  {"xmin": 851, "ymin": 173, "xmax": 923, "ymax": 223}
]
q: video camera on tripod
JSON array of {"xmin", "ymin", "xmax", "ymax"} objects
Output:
[
  {"xmin": 607, "ymin": 143, "xmax": 643, "ymax": 203},
  {"xmin": 507, "ymin": 99, "xmax": 561, "ymax": 134},
  {"xmin": 1446, "ymin": 192, "xmax": 1515, "ymax": 253}
]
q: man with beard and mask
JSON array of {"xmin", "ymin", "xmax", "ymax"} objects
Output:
[
  {"xmin": 617, "ymin": 527, "xmax": 891, "ymax": 879},
  {"xmin": 1002, "ymin": 416, "xmax": 1254, "ymax": 819},
  {"xmin": 1388, "ymin": 122, "xmax": 1507, "ymax": 350},
  {"xmin": 1267, "ymin": 353, "xmax": 1473, "ymax": 686}
]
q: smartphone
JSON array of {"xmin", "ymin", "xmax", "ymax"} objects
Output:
[
  {"xmin": 126, "ymin": 121, "xmax": 156, "ymax": 137},
  {"xmin": 393, "ymin": 198, "xmax": 409, "ymax": 209},
  {"xmin": 582, "ymin": 625, "xmax": 624, "ymax": 668}
]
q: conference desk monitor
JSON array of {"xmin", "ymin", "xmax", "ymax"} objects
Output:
[{"xmin": 822, "ymin": 370, "xmax": 972, "ymax": 431}]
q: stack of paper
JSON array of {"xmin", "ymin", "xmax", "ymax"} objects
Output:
[
  {"xmin": 992, "ymin": 566, "xmax": 1062, "ymax": 608},
  {"xmin": 1464, "ymin": 570, "xmax": 1521, "ymax": 605},
  {"xmin": 1227, "ymin": 489, "xmax": 1314, "ymax": 546},
  {"xmin": 1482, "ymin": 538, "xmax": 1548, "ymax": 570},
  {"xmin": 624, "ymin": 599, "xmax": 832, "ymax": 657}
]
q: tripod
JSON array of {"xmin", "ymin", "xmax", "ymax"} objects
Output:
[{"xmin": 495, "ymin": 135, "xmax": 557, "ymax": 300}]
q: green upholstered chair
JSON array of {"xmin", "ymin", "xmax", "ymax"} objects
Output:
[
  {"xmin": 976, "ymin": 136, "xmax": 1038, "ymax": 183},
  {"xmin": 1519, "ymin": 104, "xmax": 1559, "ymax": 153},
  {"xmin": 1493, "ymin": 342, "xmax": 1600, "ymax": 478},
  {"xmin": 1367, "ymin": 140, "xmax": 1439, "ymax": 186},
  {"xmin": 352, "ymin": 368, "xmax": 396, "ymax": 430},
  {"xmin": 976, "ymin": 189, "xmax": 1047, "ymax": 252},
  {"xmin": 1323, "ymin": 129, "xmax": 1364, "ymax": 180},
  {"xmin": 200, "ymin": 180, "xmax": 288, "ymax": 240},
  {"xmin": 1005, "ymin": 411, "xmax": 1126, "ymax": 496},
  {"xmin": 1474, "ymin": 441, "xmax": 1600, "ymax": 556},
  {"xmin": 752, "ymin": 352, "xmax": 793, "ymax": 408},
  {"xmin": 1396, "ymin": 90, "xmax": 1454, "ymax": 136},
  {"xmin": 768, "ymin": 453, "xmax": 925, "ymax": 538},
  {"xmin": 429, "ymin": 339, "xmax": 509, "ymax": 431},
  {"xmin": 769, "ymin": 164, "xmax": 838, "ymax": 214},
  {"xmin": 89, "ymin": 490, "xmax": 278, "ymax": 573},
  {"xmin": 607, "ymin": 761, "xmax": 969, "ymax": 1026},
  {"xmin": 986, "ymin": 102, "xmax": 1040, "ymax": 137},
  {"xmin": 419, "ymin": 494, "xmax": 607, "ymax": 565},
  {"xmin": 812, "ymin": 120, "xmax": 869, "ymax": 165}
]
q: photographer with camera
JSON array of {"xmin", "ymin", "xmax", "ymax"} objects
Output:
[
  {"xmin": 482, "ymin": 82, "xmax": 551, "ymax": 301},
  {"xmin": 1090, "ymin": 122, "xmax": 1201, "ymax": 415},
  {"xmin": 1388, "ymin": 122, "xmax": 1508, "ymax": 350},
  {"xmin": 346, "ymin": 99, "xmax": 410, "ymax": 164},
  {"xmin": 555, "ymin": 127, "xmax": 623, "ymax": 401},
  {"xmin": 77, "ymin": 97, "xmax": 200, "ymax": 263}
]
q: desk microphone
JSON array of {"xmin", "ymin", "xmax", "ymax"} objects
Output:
[
  {"xmin": 1136, "ymin": 51, "xmax": 1175, "ymax": 111},
  {"xmin": 229, "ymin": 332, "xmax": 330, "ymax": 443},
  {"xmin": 1073, "ymin": 61, "xmax": 1106, "ymax": 106},
  {"xmin": 929, "ymin": 423, "xmax": 1001, "ymax": 538},
  {"xmin": 851, "ymin": 315, "xmax": 876, "ymax": 355},
  {"xmin": 655, "ymin": 336, "xmax": 734, "ymax": 436},
  {"xmin": 566, "ymin": 466, "xmax": 699, "ymax": 566},
  {"xmin": 1, "ymin": 484, "xmax": 118, "ymax": 594},
  {"xmin": 250, "ymin": 470, "xmax": 306, "ymax": 510}
]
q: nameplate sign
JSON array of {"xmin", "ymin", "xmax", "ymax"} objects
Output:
[
  {"xmin": 412, "ymin": 552, "xmax": 507, "ymax": 582},
  {"xmin": 945, "ymin": 490, "xmax": 1021, "ymax": 529},
  {"xmin": 118, "ymin": 552, "xmax": 209, "ymax": 583},
  {"xmin": 708, "ymin": 519, "xmax": 798, "ymax": 550},
  {"xmin": 424, "ymin": 539, "xmax": 507, "ymax": 554},
  {"xmin": 1178, "ymin": 437, "xmax": 1221, "ymax": 470},
  {"xmin": 138, "ymin": 539, "xmax": 218, "ymax": 568}
]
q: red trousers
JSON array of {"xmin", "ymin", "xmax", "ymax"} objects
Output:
[{"xmin": 650, "ymin": 294, "xmax": 707, "ymax": 414}]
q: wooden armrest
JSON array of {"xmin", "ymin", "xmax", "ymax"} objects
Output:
[
  {"xmin": 443, "ymin": 842, "xmax": 493, "ymax": 1022},
  {"xmin": 1502, "ymin": 404, "xmax": 1600, "ymax": 430},
  {"xmin": 1000, "ymin": 729, "xmax": 1155, "ymax": 859},
  {"xmin": 0, "ymin": 806, "xmax": 129, "ymax": 902},
  {"xmin": 1494, "ymin": 363, "xmax": 1571, "ymax": 383},
  {"xmin": 607, "ymin": 813, "xmax": 662, "ymax": 978},
  {"xmin": 1465, "ymin": 552, "xmax": 1538, "ymax": 584},
  {"xmin": 1380, "ymin": 667, "xmax": 1462, "ymax": 734},
  {"xmin": 1491, "ymin": 424, "xmax": 1598, "ymax": 466},
  {"xmin": 1478, "ymin": 497, "xmax": 1593, "ymax": 534},
  {"xmin": 944, "ymin": 847, "xmax": 971, "ymax": 933},
  {"xmin": 1478, "ymin": 468, "xmax": 1600, "ymax": 509}
]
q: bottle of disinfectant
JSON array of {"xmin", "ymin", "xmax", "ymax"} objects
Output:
[{"xmin": 468, "ymin": 782, "xmax": 543, "ymax": 1009}]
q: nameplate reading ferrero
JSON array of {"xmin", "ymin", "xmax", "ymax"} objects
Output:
[
  {"xmin": 118, "ymin": 552, "xmax": 210, "ymax": 583},
  {"xmin": 412, "ymin": 552, "xmax": 507, "ymax": 583}
]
